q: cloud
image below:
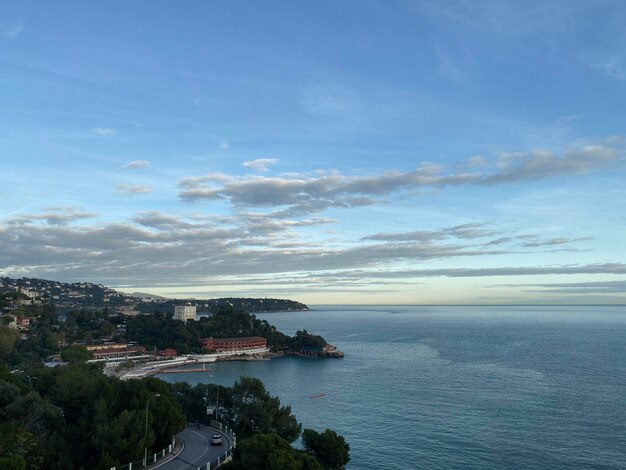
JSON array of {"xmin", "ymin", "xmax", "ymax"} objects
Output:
[
  {"xmin": 242, "ymin": 159, "xmax": 278, "ymax": 172},
  {"xmin": 0, "ymin": 213, "xmax": 513, "ymax": 286},
  {"xmin": 131, "ymin": 211, "xmax": 202, "ymax": 230},
  {"xmin": 116, "ymin": 184, "xmax": 151, "ymax": 195},
  {"xmin": 482, "ymin": 145, "xmax": 619, "ymax": 184},
  {"xmin": 521, "ymin": 237, "xmax": 591, "ymax": 248},
  {"xmin": 6, "ymin": 208, "xmax": 96, "ymax": 226},
  {"xmin": 498, "ymin": 280, "xmax": 626, "ymax": 294},
  {"xmin": 122, "ymin": 160, "xmax": 151, "ymax": 170},
  {"xmin": 362, "ymin": 223, "xmax": 499, "ymax": 243},
  {"xmin": 219, "ymin": 141, "xmax": 229, "ymax": 149},
  {"xmin": 0, "ymin": 204, "xmax": 617, "ymax": 296},
  {"xmin": 1, "ymin": 19, "xmax": 23, "ymax": 39},
  {"xmin": 178, "ymin": 140, "xmax": 624, "ymax": 215},
  {"xmin": 592, "ymin": 56, "xmax": 626, "ymax": 81},
  {"xmin": 92, "ymin": 128, "xmax": 117, "ymax": 135},
  {"xmin": 336, "ymin": 263, "xmax": 626, "ymax": 279}
]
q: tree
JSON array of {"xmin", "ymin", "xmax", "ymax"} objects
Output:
[
  {"xmin": 231, "ymin": 377, "xmax": 301, "ymax": 442},
  {"xmin": 302, "ymin": 429, "xmax": 350, "ymax": 470},
  {"xmin": 0, "ymin": 326, "xmax": 21, "ymax": 360},
  {"xmin": 291, "ymin": 330, "xmax": 327, "ymax": 349},
  {"xmin": 60, "ymin": 345, "xmax": 92, "ymax": 363},
  {"xmin": 225, "ymin": 433, "xmax": 322, "ymax": 470}
]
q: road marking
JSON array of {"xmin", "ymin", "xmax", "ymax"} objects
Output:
[
  {"xmin": 187, "ymin": 429, "xmax": 211, "ymax": 464},
  {"xmin": 150, "ymin": 426, "xmax": 230, "ymax": 470}
]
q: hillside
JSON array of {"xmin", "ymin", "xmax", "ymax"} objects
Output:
[{"xmin": 0, "ymin": 276, "xmax": 309, "ymax": 314}]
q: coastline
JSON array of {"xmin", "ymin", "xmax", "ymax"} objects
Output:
[{"xmin": 112, "ymin": 347, "xmax": 343, "ymax": 380}]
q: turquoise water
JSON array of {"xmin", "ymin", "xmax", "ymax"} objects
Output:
[{"xmin": 159, "ymin": 306, "xmax": 626, "ymax": 469}]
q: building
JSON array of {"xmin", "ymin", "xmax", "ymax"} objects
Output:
[
  {"xmin": 200, "ymin": 336, "xmax": 268, "ymax": 354},
  {"xmin": 159, "ymin": 348, "xmax": 178, "ymax": 358},
  {"xmin": 84, "ymin": 343, "xmax": 146, "ymax": 360},
  {"xmin": 16, "ymin": 317, "xmax": 30, "ymax": 331},
  {"xmin": 174, "ymin": 303, "xmax": 196, "ymax": 323}
]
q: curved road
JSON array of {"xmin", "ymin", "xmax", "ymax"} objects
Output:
[{"xmin": 154, "ymin": 425, "xmax": 232, "ymax": 470}]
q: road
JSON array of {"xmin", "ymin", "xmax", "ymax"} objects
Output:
[{"xmin": 153, "ymin": 425, "xmax": 232, "ymax": 470}]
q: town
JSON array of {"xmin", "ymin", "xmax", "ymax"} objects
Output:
[
  {"xmin": 0, "ymin": 276, "xmax": 348, "ymax": 469},
  {"xmin": 0, "ymin": 276, "xmax": 342, "ymax": 378}
]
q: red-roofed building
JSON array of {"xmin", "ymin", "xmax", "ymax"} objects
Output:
[
  {"xmin": 200, "ymin": 336, "xmax": 267, "ymax": 354},
  {"xmin": 159, "ymin": 348, "xmax": 178, "ymax": 358}
]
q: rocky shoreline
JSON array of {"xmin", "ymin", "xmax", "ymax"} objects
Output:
[{"xmin": 215, "ymin": 348, "xmax": 345, "ymax": 362}]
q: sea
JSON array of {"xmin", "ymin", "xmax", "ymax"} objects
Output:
[{"xmin": 158, "ymin": 305, "xmax": 626, "ymax": 469}]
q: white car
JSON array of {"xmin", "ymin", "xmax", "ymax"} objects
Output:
[{"xmin": 211, "ymin": 434, "xmax": 223, "ymax": 446}]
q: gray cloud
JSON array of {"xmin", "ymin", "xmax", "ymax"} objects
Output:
[
  {"xmin": 6, "ymin": 209, "xmax": 96, "ymax": 226},
  {"xmin": 350, "ymin": 264, "xmax": 626, "ymax": 279},
  {"xmin": 362, "ymin": 223, "xmax": 499, "ymax": 243},
  {"xmin": 132, "ymin": 212, "xmax": 197, "ymax": 229},
  {"xmin": 492, "ymin": 280, "xmax": 626, "ymax": 295},
  {"xmin": 0, "ymin": 205, "xmax": 612, "ymax": 294},
  {"xmin": 483, "ymin": 146, "xmax": 618, "ymax": 184},
  {"xmin": 0, "ymin": 214, "xmax": 512, "ymax": 286},
  {"xmin": 179, "ymin": 142, "xmax": 623, "ymax": 215},
  {"xmin": 522, "ymin": 237, "xmax": 592, "ymax": 248}
]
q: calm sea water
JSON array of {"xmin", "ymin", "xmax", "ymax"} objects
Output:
[{"xmin": 159, "ymin": 306, "xmax": 626, "ymax": 469}]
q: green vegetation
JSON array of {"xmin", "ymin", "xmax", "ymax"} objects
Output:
[
  {"xmin": 303, "ymin": 429, "xmax": 351, "ymax": 470},
  {"xmin": 171, "ymin": 377, "xmax": 301, "ymax": 442},
  {"xmin": 224, "ymin": 433, "xmax": 323, "ymax": 470},
  {"xmin": 0, "ymin": 363, "xmax": 185, "ymax": 469},
  {"xmin": 126, "ymin": 306, "xmax": 327, "ymax": 353},
  {"xmin": 174, "ymin": 377, "xmax": 350, "ymax": 470},
  {"xmin": 0, "ymin": 293, "xmax": 348, "ymax": 469},
  {"xmin": 60, "ymin": 345, "xmax": 92, "ymax": 363},
  {"xmin": 292, "ymin": 330, "xmax": 327, "ymax": 349},
  {"xmin": 0, "ymin": 327, "xmax": 21, "ymax": 360},
  {"xmin": 1, "ymin": 277, "xmax": 309, "ymax": 314}
]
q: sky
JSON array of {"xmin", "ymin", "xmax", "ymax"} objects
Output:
[{"xmin": 1, "ymin": 0, "xmax": 625, "ymax": 304}]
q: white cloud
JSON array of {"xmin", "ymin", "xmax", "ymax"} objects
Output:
[
  {"xmin": 1, "ymin": 19, "xmax": 23, "ymax": 39},
  {"xmin": 116, "ymin": 184, "xmax": 151, "ymax": 195},
  {"xmin": 122, "ymin": 160, "xmax": 151, "ymax": 170},
  {"xmin": 92, "ymin": 127, "xmax": 117, "ymax": 135},
  {"xmin": 179, "ymin": 140, "xmax": 624, "ymax": 215},
  {"xmin": 219, "ymin": 141, "xmax": 230, "ymax": 149},
  {"xmin": 242, "ymin": 158, "xmax": 278, "ymax": 172}
]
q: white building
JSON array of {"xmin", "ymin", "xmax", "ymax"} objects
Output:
[{"xmin": 174, "ymin": 304, "xmax": 196, "ymax": 323}]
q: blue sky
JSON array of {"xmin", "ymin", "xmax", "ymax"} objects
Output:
[{"xmin": 1, "ymin": 0, "xmax": 625, "ymax": 304}]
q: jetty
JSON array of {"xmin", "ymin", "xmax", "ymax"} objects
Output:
[{"xmin": 157, "ymin": 367, "xmax": 210, "ymax": 374}]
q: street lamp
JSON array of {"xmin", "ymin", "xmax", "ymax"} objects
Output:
[
  {"xmin": 144, "ymin": 393, "xmax": 160, "ymax": 465},
  {"xmin": 215, "ymin": 384, "xmax": 219, "ymax": 420}
]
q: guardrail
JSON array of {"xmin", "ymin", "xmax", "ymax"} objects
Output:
[
  {"xmin": 108, "ymin": 436, "xmax": 177, "ymax": 470},
  {"xmin": 199, "ymin": 421, "xmax": 236, "ymax": 470},
  {"xmin": 105, "ymin": 422, "xmax": 236, "ymax": 470}
]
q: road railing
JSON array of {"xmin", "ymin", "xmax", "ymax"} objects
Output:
[
  {"xmin": 195, "ymin": 421, "xmax": 236, "ymax": 470},
  {"xmin": 107, "ymin": 436, "xmax": 177, "ymax": 470}
]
